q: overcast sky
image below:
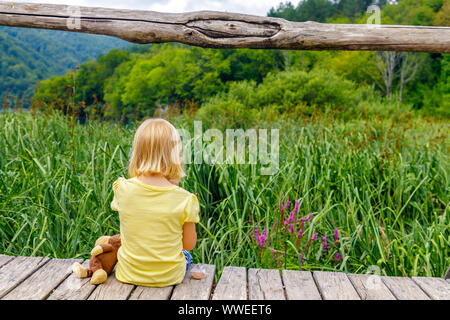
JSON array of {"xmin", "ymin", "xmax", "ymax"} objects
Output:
[{"xmin": 8, "ymin": 0, "xmax": 300, "ymax": 16}]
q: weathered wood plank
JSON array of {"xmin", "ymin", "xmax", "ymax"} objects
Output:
[
  {"xmin": 0, "ymin": 256, "xmax": 49, "ymax": 299},
  {"xmin": 411, "ymin": 277, "xmax": 450, "ymax": 300},
  {"xmin": 248, "ymin": 268, "xmax": 285, "ymax": 300},
  {"xmin": 129, "ymin": 285, "xmax": 173, "ymax": 300},
  {"xmin": 47, "ymin": 260, "xmax": 97, "ymax": 300},
  {"xmin": 88, "ymin": 271, "xmax": 135, "ymax": 300},
  {"xmin": 381, "ymin": 276, "xmax": 430, "ymax": 300},
  {"xmin": 282, "ymin": 270, "xmax": 321, "ymax": 300},
  {"xmin": 313, "ymin": 271, "xmax": 361, "ymax": 300},
  {"xmin": 0, "ymin": 255, "xmax": 14, "ymax": 269},
  {"xmin": 171, "ymin": 264, "xmax": 216, "ymax": 300},
  {"xmin": 212, "ymin": 266, "xmax": 247, "ymax": 300},
  {"xmin": 347, "ymin": 273, "xmax": 396, "ymax": 300},
  {"xmin": 0, "ymin": 1, "xmax": 449, "ymax": 53},
  {"xmin": 2, "ymin": 258, "xmax": 79, "ymax": 300}
]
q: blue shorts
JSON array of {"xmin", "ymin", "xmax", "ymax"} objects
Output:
[{"xmin": 182, "ymin": 249, "xmax": 193, "ymax": 273}]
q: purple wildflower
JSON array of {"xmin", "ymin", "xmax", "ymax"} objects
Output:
[
  {"xmin": 311, "ymin": 232, "xmax": 318, "ymax": 241},
  {"xmin": 335, "ymin": 253, "xmax": 342, "ymax": 261},
  {"xmin": 334, "ymin": 228, "xmax": 339, "ymax": 241},
  {"xmin": 255, "ymin": 228, "xmax": 268, "ymax": 248},
  {"xmin": 306, "ymin": 212, "xmax": 313, "ymax": 222},
  {"xmin": 284, "ymin": 200, "xmax": 290, "ymax": 210},
  {"xmin": 294, "ymin": 199, "xmax": 299, "ymax": 214},
  {"xmin": 298, "ymin": 253, "xmax": 304, "ymax": 264},
  {"xmin": 271, "ymin": 249, "xmax": 277, "ymax": 261},
  {"xmin": 322, "ymin": 236, "xmax": 327, "ymax": 251},
  {"xmin": 289, "ymin": 223, "xmax": 294, "ymax": 234},
  {"xmin": 297, "ymin": 228, "xmax": 303, "ymax": 239},
  {"xmin": 288, "ymin": 211, "xmax": 294, "ymax": 223}
]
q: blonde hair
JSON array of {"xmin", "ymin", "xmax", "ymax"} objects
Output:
[{"xmin": 128, "ymin": 118, "xmax": 185, "ymax": 181}]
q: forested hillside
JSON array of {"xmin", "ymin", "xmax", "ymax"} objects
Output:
[
  {"xmin": 0, "ymin": 26, "xmax": 128, "ymax": 105},
  {"xmin": 27, "ymin": 0, "xmax": 449, "ymax": 121}
]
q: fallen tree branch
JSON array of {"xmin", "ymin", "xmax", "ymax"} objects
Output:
[{"xmin": 0, "ymin": 1, "xmax": 449, "ymax": 53}]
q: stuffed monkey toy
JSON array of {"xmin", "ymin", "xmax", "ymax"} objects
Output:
[{"xmin": 72, "ymin": 234, "xmax": 121, "ymax": 285}]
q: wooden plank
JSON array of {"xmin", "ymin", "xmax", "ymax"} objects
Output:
[
  {"xmin": 248, "ymin": 268, "xmax": 285, "ymax": 300},
  {"xmin": 171, "ymin": 264, "xmax": 216, "ymax": 300},
  {"xmin": 212, "ymin": 266, "xmax": 247, "ymax": 300},
  {"xmin": 129, "ymin": 286, "xmax": 173, "ymax": 300},
  {"xmin": 88, "ymin": 271, "xmax": 135, "ymax": 300},
  {"xmin": 2, "ymin": 258, "xmax": 80, "ymax": 300},
  {"xmin": 313, "ymin": 271, "xmax": 361, "ymax": 300},
  {"xmin": 347, "ymin": 273, "xmax": 396, "ymax": 300},
  {"xmin": 0, "ymin": 256, "xmax": 49, "ymax": 298},
  {"xmin": 381, "ymin": 276, "xmax": 430, "ymax": 300},
  {"xmin": 0, "ymin": 2, "xmax": 449, "ymax": 53},
  {"xmin": 412, "ymin": 277, "xmax": 450, "ymax": 300},
  {"xmin": 282, "ymin": 270, "xmax": 321, "ymax": 300},
  {"xmin": 47, "ymin": 260, "xmax": 97, "ymax": 300},
  {"xmin": 0, "ymin": 255, "xmax": 14, "ymax": 269}
]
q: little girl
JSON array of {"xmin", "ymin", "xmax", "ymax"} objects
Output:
[{"xmin": 111, "ymin": 118, "xmax": 199, "ymax": 287}]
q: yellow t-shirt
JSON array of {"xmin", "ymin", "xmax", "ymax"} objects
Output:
[{"xmin": 110, "ymin": 176, "xmax": 200, "ymax": 287}]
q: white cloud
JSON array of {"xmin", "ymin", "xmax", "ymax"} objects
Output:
[{"xmin": 5, "ymin": 0, "xmax": 300, "ymax": 16}]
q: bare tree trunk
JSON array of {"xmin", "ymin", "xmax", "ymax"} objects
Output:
[
  {"xmin": 372, "ymin": 51, "xmax": 401, "ymax": 97},
  {"xmin": 0, "ymin": 1, "xmax": 449, "ymax": 53},
  {"xmin": 282, "ymin": 50, "xmax": 292, "ymax": 71},
  {"xmin": 398, "ymin": 53, "xmax": 421, "ymax": 104}
]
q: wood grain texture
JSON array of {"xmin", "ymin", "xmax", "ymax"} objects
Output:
[
  {"xmin": 381, "ymin": 276, "xmax": 430, "ymax": 300},
  {"xmin": 0, "ymin": 1, "xmax": 449, "ymax": 53},
  {"xmin": 411, "ymin": 277, "xmax": 450, "ymax": 300},
  {"xmin": 0, "ymin": 256, "xmax": 49, "ymax": 298},
  {"xmin": 2, "ymin": 258, "xmax": 80, "ymax": 300},
  {"xmin": 212, "ymin": 266, "xmax": 247, "ymax": 300},
  {"xmin": 88, "ymin": 271, "xmax": 135, "ymax": 300},
  {"xmin": 47, "ymin": 260, "xmax": 97, "ymax": 300},
  {"xmin": 171, "ymin": 264, "xmax": 216, "ymax": 300},
  {"xmin": 347, "ymin": 273, "xmax": 396, "ymax": 300},
  {"xmin": 0, "ymin": 255, "xmax": 14, "ymax": 269},
  {"xmin": 248, "ymin": 268, "xmax": 285, "ymax": 300},
  {"xmin": 129, "ymin": 285, "xmax": 173, "ymax": 300},
  {"xmin": 282, "ymin": 270, "xmax": 321, "ymax": 300},
  {"xmin": 313, "ymin": 271, "xmax": 361, "ymax": 300}
]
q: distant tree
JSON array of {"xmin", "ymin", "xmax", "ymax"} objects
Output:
[
  {"xmin": 268, "ymin": 0, "xmax": 335, "ymax": 22},
  {"xmin": 432, "ymin": 0, "xmax": 450, "ymax": 25},
  {"xmin": 371, "ymin": 52, "xmax": 400, "ymax": 97},
  {"xmin": 267, "ymin": 0, "xmax": 388, "ymax": 22},
  {"xmin": 371, "ymin": 51, "xmax": 422, "ymax": 103},
  {"xmin": 267, "ymin": 1, "xmax": 298, "ymax": 20}
]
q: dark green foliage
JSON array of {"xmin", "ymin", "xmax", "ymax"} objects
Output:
[
  {"xmin": 0, "ymin": 26, "xmax": 128, "ymax": 106},
  {"xmin": 33, "ymin": 44, "xmax": 285, "ymax": 121},
  {"xmin": 7, "ymin": 0, "xmax": 450, "ymax": 119}
]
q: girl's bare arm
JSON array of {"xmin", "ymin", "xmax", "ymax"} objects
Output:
[{"xmin": 182, "ymin": 222, "xmax": 197, "ymax": 251}]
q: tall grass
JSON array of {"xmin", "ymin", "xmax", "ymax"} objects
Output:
[{"xmin": 0, "ymin": 110, "xmax": 448, "ymax": 280}]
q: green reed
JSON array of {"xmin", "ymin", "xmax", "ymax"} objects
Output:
[{"xmin": 0, "ymin": 110, "xmax": 448, "ymax": 280}]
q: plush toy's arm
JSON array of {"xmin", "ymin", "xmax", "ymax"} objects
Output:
[
  {"xmin": 91, "ymin": 243, "xmax": 114, "ymax": 256},
  {"xmin": 110, "ymin": 234, "xmax": 121, "ymax": 242}
]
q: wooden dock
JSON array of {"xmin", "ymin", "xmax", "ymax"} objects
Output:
[{"xmin": 0, "ymin": 255, "xmax": 449, "ymax": 300}]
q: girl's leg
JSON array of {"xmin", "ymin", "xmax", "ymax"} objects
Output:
[{"xmin": 182, "ymin": 249, "xmax": 193, "ymax": 273}]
